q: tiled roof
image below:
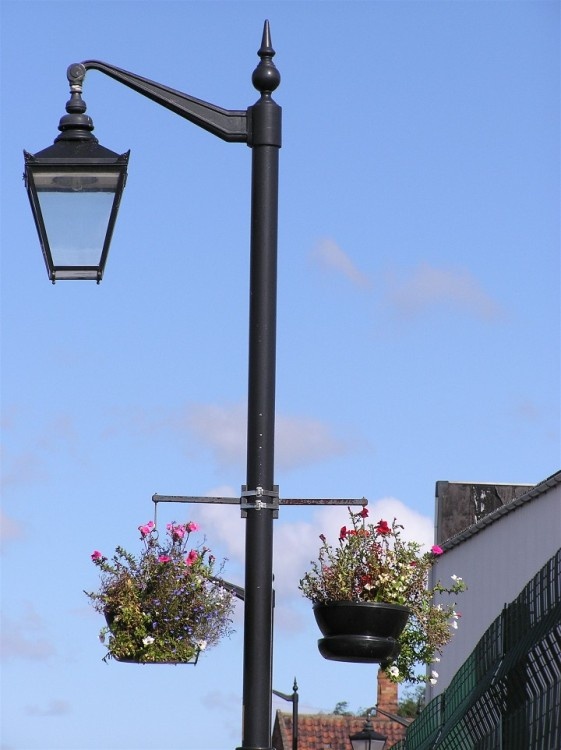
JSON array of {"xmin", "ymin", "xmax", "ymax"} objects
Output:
[
  {"xmin": 272, "ymin": 711, "xmax": 408, "ymax": 750},
  {"xmin": 272, "ymin": 663, "xmax": 410, "ymax": 749}
]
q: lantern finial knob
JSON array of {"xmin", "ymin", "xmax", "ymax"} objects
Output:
[{"xmin": 56, "ymin": 63, "xmax": 95, "ymax": 141}]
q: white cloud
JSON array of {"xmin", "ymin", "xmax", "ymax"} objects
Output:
[
  {"xmin": 187, "ymin": 403, "xmax": 246, "ymax": 467},
  {"xmin": 385, "ymin": 262, "xmax": 503, "ymax": 320},
  {"xmin": 0, "ymin": 450, "xmax": 47, "ymax": 489},
  {"xmin": 275, "ymin": 413, "xmax": 352, "ymax": 469},
  {"xmin": 200, "ymin": 690, "xmax": 243, "ymax": 742},
  {"xmin": 200, "ymin": 689, "xmax": 240, "ymax": 711},
  {"xmin": 312, "ymin": 238, "xmax": 372, "ymax": 289},
  {"xmin": 0, "ymin": 510, "xmax": 24, "ymax": 549},
  {"xmin": 362, "ymin": 497, "xmax": 434, "ymax": 547},
  {"xmin": 196, "ymin": 492, "xmax": 246, "ymax": 562},
  {"xmin": 1, "ymin": 413, "xmax": 82, "ymax": 489},
  {"xmin": 0, "ymin": 605, "xmax": 56, "ymax": 662},
  {"xmin": 514, "ymin": 399, "xmax": 541, "ymax": 422},
  {"xmin": 25, "ymin": 699, "xmax": 71, "ymax": 717},
  {"xmin": 100, "ymin": 403, "xmax": 357, "ymax": 475},
  {"xmin": 186, "ymin": 403, "xmax": 353, "ymax": 471}
]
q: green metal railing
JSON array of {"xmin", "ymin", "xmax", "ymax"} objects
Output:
[{"xmin": 389, "ymin": 549, "xmax": 561, "ymax": 750}]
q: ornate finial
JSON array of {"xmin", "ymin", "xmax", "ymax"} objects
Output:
[
  {"xmin": 56, "ymin": 63, "xmax": 95, "ymax": 140},
  {"xmin": 65, "ymin": 64, "xmax": 88, "ymax": 115},
  {"xmin": 252, "ymin": 20, "xmax": 280, "ymax": 95},
  {"xmin": 67, "ymin": 63, "xmax": 86, "ymax": 88}
]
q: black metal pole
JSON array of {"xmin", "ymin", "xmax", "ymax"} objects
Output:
[
  {"xmin": 272, "ymin": 679, "xmax": 299, "ymax": 750},
  {"xmin": 238, "ymin": 23, "xmax": 281, "ymax": 750},
  {"xmin": 292, "ymin": 680, "xmax": 298, "ymax": 750},
  {"xmin": 33, "ymin": 21, "xmax": 281, "ymax": 750}
]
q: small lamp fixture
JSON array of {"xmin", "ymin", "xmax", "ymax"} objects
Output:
[
  {"xmin": 24, "ymin": 63, "xmax": 128, "ymax": 282},
  {"xmin": 349, "ymin": 713, "xmax": 387, "ymax": 750}
]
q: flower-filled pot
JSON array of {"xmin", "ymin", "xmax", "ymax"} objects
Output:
[
  {"xmin": 313, "ymin": 601, "xmax": 410, "ymax": 664},
  {"xmin": 86, "ymin": 519, "xmax": 235, "ymax": 665},
  {"xmin": 299, "ymin": 508, "xmax": 467, "ymax": 683},
  {"xmin": 103, "ymin": 610, "xmax": 200, "ymax": 665}
]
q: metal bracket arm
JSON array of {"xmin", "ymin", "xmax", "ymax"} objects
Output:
[
  {"xmin": 152, "ymin": 493, "xmax": 367, "ymax": 508},
  {"xmin": 76, "ymin": 61, "xmax": 248, "ymax": 143}
]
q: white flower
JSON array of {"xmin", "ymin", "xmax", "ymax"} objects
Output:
[
  {"xmin": 451, "ymin": 575, "xmax": 462, "ymax": 582},
  {"xmin": 388, "ymin": 665, "xmax": 400, "ymax": 678},
  {"xmin": 429, "ymin": 670, "xmax": 439, "ymax": 685},
  {"xmin": 142, "ymin": 636, "xmax": 155, "ymax": 646},
  {"xmin": 433, "ymin": 657, "xmax": 441, "ymax": 663},
  {"xmin": 429, "ymin": 676, "xmax": 438, "ymax": 685},
  {"xmin": 197, "ymin": 640, "xmax": 207, "ymax": 651}
]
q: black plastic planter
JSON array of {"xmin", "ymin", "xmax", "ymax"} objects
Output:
[{"xmin": 313, "ymin": 601, "xmax": 410, "ymax": 664}]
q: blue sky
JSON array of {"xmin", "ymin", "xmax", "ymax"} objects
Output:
[{"xmin": 1, "ymin": 1, "xmax": 559, "ymax": 749}]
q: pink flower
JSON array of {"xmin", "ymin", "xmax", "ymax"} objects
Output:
[
  {"xmin": 91, "ymin": 550, "xmax": 104, "ymax": 561},
  {"xmin": 358, "ymin": 507, "xmax": 369, "ymax": 519},
  {"xmin": 158, "ymin": 555, "xmax": 171, "ymax": 563},
  {"xmin": 139, "ymin": 520, "xmax": 155, "ymax": 537},
  {"xmin": 431, "ymin": 545, "xmax": 444, "ymax": 556},
  {"xmin": 185, "ymin": 550, "xmax": 199, "ymax": 566},
  {"xmin": 339, "ymin": 526, "xmax": 348, "ymax": 540},
  {"xmin": 186, "ymin": 521, "xmax": 199, "ymax": 533},
  {"xmin": 167, "ymin": 523, "xmax": 186, "ymax": 540}
]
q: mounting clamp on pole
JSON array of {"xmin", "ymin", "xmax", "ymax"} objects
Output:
[{"xmin": 240, "ymin": 485, "xmax": 280, "ymax": 517}]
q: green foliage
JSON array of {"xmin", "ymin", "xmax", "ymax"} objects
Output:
[
  {"xmin": 299, "ymin": 508, "xmax": 466, "ymax": 684},
  {"xmin": 86, "ymin": 520, "xmax": 235, "ymax": 664},
  {"xmin": 332, "ymin": 688, "xmax": 423, "ymax": 718},
  {"xmin": 397, "ymin": 686, "xmax": 425, "ymax": 718},
  {"xmin": 333, "ymin": 701, "xmax": 354, "ymax": 716}
]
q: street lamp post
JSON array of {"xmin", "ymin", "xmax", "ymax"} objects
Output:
[
  {"xmin": 24, "ymin": 21, "xmax": 281, "ymax": 750},
  {"xmin": 272, "ymin": 678, "xmax": 299, "ymax": 750},
  {"xmin": 349, "ymin": 713, "xmax": 387, "ymax": 750}
]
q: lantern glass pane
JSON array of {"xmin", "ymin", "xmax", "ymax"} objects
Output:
[{"xmin": 34, "ymin": 171, "xmax": 119, "ymax": 268}]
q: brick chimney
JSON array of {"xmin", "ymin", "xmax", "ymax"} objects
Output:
[{"xmin": 377, "ymin": 669, "xmax": 398, "ymax": 714}]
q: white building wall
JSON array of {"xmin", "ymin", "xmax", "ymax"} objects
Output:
[{"xmin": 425, "ymin": 474, "xmax": 561, "ymax": 703}]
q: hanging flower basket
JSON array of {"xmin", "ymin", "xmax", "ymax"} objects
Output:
[
  {"xmin": 299, "ymin": 507, "xmax": 467, "ymax": 683},
  {"xmin": 86, "ymin": 519, "xmax": 235, "ymax": 665},
  {"xmin": 313, "ymin": 601, "xmax": 410, "ymax": 664},
  {"xmin": 103, "ymin": 610, "xmax": 201, "ymax": 665}
]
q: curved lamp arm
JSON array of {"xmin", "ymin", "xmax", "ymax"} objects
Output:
[
  {"xmin": 67, "ymin": 59, "xmax": 248, "ymax": 143},
  {"xmin": 210, "ymin": 576, "xmax": 246, "ymax": 601},
  {"xmin": 372, "ymin": 705, "xmax": 412, "ymax": 728}
]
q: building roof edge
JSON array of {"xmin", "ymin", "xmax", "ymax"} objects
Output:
[{"xmin": 441, "ymin": 470, "xmax": 561, "ymax": 551}]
